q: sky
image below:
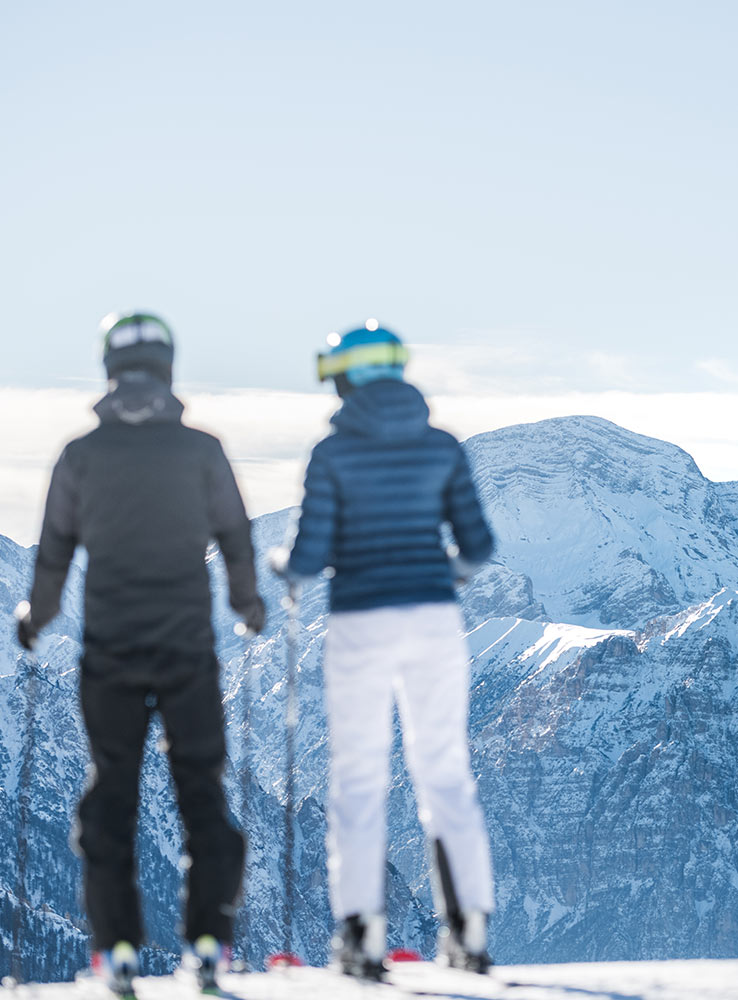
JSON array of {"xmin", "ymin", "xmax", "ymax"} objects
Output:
[{"xmin": 2, "ymin": 1, "xmax": 738, "ymax": 543}]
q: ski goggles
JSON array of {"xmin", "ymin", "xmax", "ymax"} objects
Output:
[
  {"xmin": 316, "ymin": 342, "xmax": 410, "ymax": 382},
  {"xmin": 102, "ymin": 314, "xmax": 174, "ymax": 354}
]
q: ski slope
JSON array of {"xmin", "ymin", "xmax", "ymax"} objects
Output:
[{"xmin": 9, "ymin": 959, "xmax": 738, "ymax": 1000}]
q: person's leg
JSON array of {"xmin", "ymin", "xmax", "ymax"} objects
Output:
[
  {"xmin": 156, "ymin": 650, "xmax": 244, "ymax": 946},
  {"xmin": 77, "ymin": 649, "xmax": 151, "ymax": 951},
  {"xmin": 323, "ymin": 609, "xmax": 397, "ymax": 921},
  {"xmin": 394, "ymin": 604, "xmax": 493, "ymax": 919}
]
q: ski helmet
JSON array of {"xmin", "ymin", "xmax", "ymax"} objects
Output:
[
  {"xmin": 100, "ymin": 311, "xmax": 175, "ymax": 383},
  {"xmin": 316, "ymin": 319, "xmax": 409, "ymax": 394}
]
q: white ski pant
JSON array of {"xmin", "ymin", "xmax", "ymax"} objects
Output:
[{"xmin": 323, "ymin": 602, "xmax": 494, "ymax": 919}]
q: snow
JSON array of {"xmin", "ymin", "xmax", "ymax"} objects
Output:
[
  {"xmin": 656, "ymin": 590, "xmax": 738, "ymax": 649},
  {"xmin": 519, "ymin": 621, "xmax": 634, "ymax": 676},
  {"xmin": 9, "ymin": 959, "xmax": 738, "ymax": 999}
]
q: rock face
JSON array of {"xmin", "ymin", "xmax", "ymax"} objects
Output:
[
  {"xmin": 467, "ymin": 599, "xmax": 738, "ymax": 962},
  {"xmin": 3, "ymin": 414, "xmax": 738, "ymax": 982}
]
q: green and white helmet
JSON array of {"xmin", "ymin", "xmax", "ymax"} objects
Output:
[{"xmin": 100, "ymin": 311, "xmax": 175, "ymax": 382}]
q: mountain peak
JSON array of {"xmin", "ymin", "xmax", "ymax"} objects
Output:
[
  {"xmin": 465, "ymin": 414, "xmax": 704, "ymax": 485},
  {"xmin": 463, "ymin": 415, "xmax": 737, "ymax": 629}
]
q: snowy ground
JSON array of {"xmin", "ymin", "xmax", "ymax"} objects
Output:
[{"xmin": 6, "ymin": 959, "xmax": 738, "ymax": 1000}]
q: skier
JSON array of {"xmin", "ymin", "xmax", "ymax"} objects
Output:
[
  {"xmin": 16, "ymin": 312, "xmax": 265, "ymax": 996},
  {"xmin": 272, "ymin": 321, "xmax": 495, "ymax": 978}
]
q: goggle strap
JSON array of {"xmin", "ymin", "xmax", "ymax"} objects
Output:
[{"xmin": 317, "ymin": 342, "xmax": 409, "ymax": 381}]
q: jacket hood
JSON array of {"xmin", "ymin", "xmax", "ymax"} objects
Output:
[
  {"xmin": 94, "ymin": 372, "xmax": 184, "ymax": 425},
  {"xmin": 330, "ymin": 379, "xmax": 430, "ymax": 440}
]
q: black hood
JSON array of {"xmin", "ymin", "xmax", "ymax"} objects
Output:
[
  {"xmin": 94, "ymin": 372, "xmax": 184, "ymax": 426},
  {"xmin": 330, "ymin": 379, "xmax": 430, "ymax": 440}
]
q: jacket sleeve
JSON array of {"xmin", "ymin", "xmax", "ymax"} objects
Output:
[
  {"xmin": 29, "ymin": 447, "xmax": 80, "ymax": 630},
  {"xmin": 207, "ymin": 441, "xmax": 259, "ymax": 612},
  {"xmin": 288, "ymin": 444, "xmax": 338, "ymax": 578},
  {"xmin": 443, "ymin": 442, "xmax": 494, "ymax": 565}
]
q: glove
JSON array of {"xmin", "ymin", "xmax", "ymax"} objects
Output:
[
  {"xmin": 446, "ymin": 546, "xmax": 481, "ymax": 586},
  {"xmin": 268, "ymin": 545, "xmax": 291, "ymax": 578},
  {"xmin": 238, "ymin": 595, "xmax": 266, "ymax": 635},
  {"xmin": 15, "ymin": 601, "xmax": 38, "ymax": 651}
]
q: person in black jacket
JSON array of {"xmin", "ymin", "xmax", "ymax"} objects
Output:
[
  {"xmin": 275, "ymin": 321, "xmax": 495, "ymax": 978},
  {"xmin": 16, "ymin": 312, "xmax": 264, "ymax": 995}
]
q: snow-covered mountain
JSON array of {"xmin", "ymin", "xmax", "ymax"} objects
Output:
[
  {"xmin": 3, "ymin": 415, "xmax": 738, "ymax": 983},
  {"xmin": 464, "ymin": 416, "xmax": 738, "ymax": 628}
]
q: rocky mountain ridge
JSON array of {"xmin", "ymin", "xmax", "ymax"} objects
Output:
[{"xmin": 3, "ymin": 415, "xmax": 738, "ymax": 982}]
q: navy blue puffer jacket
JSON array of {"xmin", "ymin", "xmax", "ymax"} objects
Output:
[{"xmin": 288, "ymin": 379, "xmax": 494, "ymax": 612}]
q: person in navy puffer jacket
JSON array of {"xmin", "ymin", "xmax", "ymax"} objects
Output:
[{"xmin": 276, "ymin": 321, "xmax": 495, "ymax": 978}]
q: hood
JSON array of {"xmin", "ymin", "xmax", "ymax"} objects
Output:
[
  {"xmin": 94, "ymin": 372, "xmax": 184, "ymax": 426},
  {"xmin": 330, "ymin": 379, "xmax": 430, "ymax": 440}
]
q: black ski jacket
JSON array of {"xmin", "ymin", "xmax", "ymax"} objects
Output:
[{"xmin": 29, "ymin": 375, "xmax": 258, "ymax": 653}]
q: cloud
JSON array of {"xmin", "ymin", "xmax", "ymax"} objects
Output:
[
  {"xmin": 0, "ymin": 386, "xmax": 336, "ymax": 547},
  {"xmin": 696, "ymin": 358, "xmax": 738, "ymax": 385},
  {"xmin": 181, "ymin": 388, "xmax": 336, "ymax": 460},
  {"xmin": 2, "ymin": 385, "xmax": 738, "ymax": 548},
  {"xmin": 407, "ymin": 341, "xmax": 539, "ymax": 395},
  {"xmin": 407, "ymin": 338, "xmax": 657, "ymax": 396},
  {"xmin": 583, "ymin": 352, "xmax": 640, "ymax": 389}
]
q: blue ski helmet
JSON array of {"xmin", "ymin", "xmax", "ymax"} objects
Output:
[
  {"xmin": 100, "ymin": 311, "xmax": 175, "ymax": 383},
  {"xmin": 316, "ymin": 320, "xmax": 409, "ymax": 392}
]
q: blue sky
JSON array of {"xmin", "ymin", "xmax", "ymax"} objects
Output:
[{"xmin": 3, "ymin": 1, "xmax": 737, "ymax": 392}]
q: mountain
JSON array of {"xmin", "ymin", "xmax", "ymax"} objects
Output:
[
  {"xmin": 3, "ymin": 414, "xmax": 738, "ymax": 983},
  {"xmin": 464, "ymin": 415, "xmax": 738, "ymax": 628},
  {"xmin": 469, "ymin": 593, "xmax": 738, "ymax": 961}
]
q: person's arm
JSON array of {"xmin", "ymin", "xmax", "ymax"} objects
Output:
[
  {"xmin": 20, "ymin": 447, "xmax": 80, "ymax": 647},
  {"xmin": 286, "ymin": 445, "xmax": 338, "ymax": 578},
  {"xmin": 207, "ymin": 442, "xmax": 264, "ymax": 632},
  {"xmin": 443, "ymin": 443, "xmax": 494, "ymax": 572}
]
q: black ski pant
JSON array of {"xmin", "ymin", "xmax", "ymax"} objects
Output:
[{"xmin": 77, "ymin": 645, "xmax": 245, "ymax": 952}]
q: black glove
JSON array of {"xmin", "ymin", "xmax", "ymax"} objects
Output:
[
  {"xmin": 238, "ymin": 596, "xmax": 266, "ymax": 635},
  {"xmin": 16, "ymin": 610, "xmax": 39, "ymax": 651}
]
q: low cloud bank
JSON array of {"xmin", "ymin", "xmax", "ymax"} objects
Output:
[{"xmin": 2, "ymin": 385, "xmax": 737, "ymax": 547}]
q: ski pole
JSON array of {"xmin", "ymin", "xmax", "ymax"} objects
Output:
[
  {"xmin": 232, "ymin": 621, "xmax": 256, "ymax": 971},
  {"xmin": 283, "ymin": 582, "xmax": 300, "ymax": 960},
  {"xmin": 11, "ymin": 602, "xmax": 38, "ymax": 987}
]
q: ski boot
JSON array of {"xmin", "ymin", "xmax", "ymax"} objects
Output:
[
  {"xmin": 332, "ymin": 913, "xmax": 386, "ymax": 981},
  {"xmin": 437, "ymin": 909, "xmax": 493, "ymax": 974},
  {"xmin": 92, "ymin": 940, "xmax": 139, "ymax": 998},
  {"xmin": 191, "ymin": 934, "xmax": 230, "ymax": 995}
]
